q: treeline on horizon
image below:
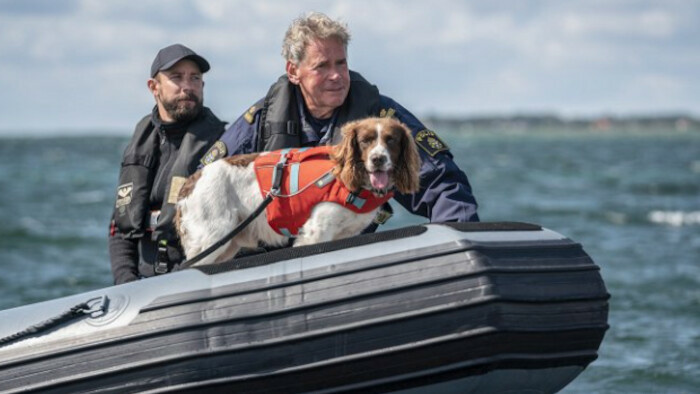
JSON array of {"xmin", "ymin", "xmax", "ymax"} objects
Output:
[
  {"xmin": 2, "ymin": 113, "xmax": 699, "ymax": 137},
  {"xmin": 423, "ymin": 113, "xmax": 700, "ymax": 133}
]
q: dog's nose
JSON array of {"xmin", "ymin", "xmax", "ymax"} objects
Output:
[{"xmin": 371, "ymin": 154, "xmax": 387, "ymax": 168}]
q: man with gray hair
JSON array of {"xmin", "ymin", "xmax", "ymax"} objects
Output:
[{"xmin": 217, "ymin": 12, "xmax": 478, "ymax": 230}]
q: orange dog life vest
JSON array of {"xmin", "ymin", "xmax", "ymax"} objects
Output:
[{"xmin": 254, "ymin": 146, "xmax": 393, "ymax": 236}]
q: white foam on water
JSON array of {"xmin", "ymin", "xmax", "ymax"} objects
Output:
[
  {"xmin": 690, "ymin": 161, "xmax": 700, "ymax": 174},
  {"xmin": 648, "ymin": 210, "xmax": 700, "ymax": 226}
]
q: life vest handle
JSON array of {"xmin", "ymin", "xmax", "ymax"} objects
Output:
[{"xmin": 269, "ymin": 150, "xmax": 292, "ymax": 196}]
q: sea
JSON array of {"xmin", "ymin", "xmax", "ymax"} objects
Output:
[{"xmin": 0, "ymin": 129, "xmax": 698, "ymax": 393}]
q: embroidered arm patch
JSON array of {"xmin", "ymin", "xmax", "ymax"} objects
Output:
[
  {"xmin": 200, "ymin": 141, "xmax": 227, "ymax": 166},
  {"xmin": 414, "ymin": 129, "xmax": 449, "ymax": 156},
  {"xmin": 115, "ymin": 182, "xmax": 133, "ymax": 209}
]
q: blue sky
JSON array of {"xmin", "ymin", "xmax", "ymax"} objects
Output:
[{"xmin": 0, "ymin": 0, "xmax": 698, "ymax": 135}]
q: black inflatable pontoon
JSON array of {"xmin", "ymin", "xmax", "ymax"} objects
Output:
[{"xmin": 0, "ymin": 222, "xmax": 609, "ymax": 393}]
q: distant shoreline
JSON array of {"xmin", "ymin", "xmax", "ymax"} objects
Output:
[
  {"xmin": 1, "ymin": 114, "xmax": 699, "ymax": 137},
  {"xmin": 423, "ymin": 114, "xmax": 700, "ymax": 133}
]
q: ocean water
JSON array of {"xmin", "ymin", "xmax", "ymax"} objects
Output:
[{"xmin": 0, "ymin": 130, "xmax": 698, "ymax": 393}]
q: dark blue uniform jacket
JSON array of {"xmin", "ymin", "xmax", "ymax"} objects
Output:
[{"xmin": 219, "ymin": 95, "xmax": 479, "ymax": 223}]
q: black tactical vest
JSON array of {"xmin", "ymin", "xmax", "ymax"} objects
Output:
[
  {"xmin": 257, "ymin": 71, "xmax": 380, "ymax": 151},
  {"xmin": 113, "ymin": 107, "xmax": 224, "ymax": 243}
]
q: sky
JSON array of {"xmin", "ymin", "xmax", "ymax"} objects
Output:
[{"xmin": 0, "ymin": 0, "xmax": 698, "ymax": 135}]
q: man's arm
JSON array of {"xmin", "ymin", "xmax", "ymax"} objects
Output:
[
  {"xmin": 108, "ymin": 219, "xmax": 140, "ymax": 284},
  {"xmin": 380, "ymin": 96, "xmax": 479, "ymax": 222}
]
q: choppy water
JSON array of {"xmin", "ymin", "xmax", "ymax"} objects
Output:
[{"xmin": 0, "ymin": 130, "xmax": 698, "ymax": 393}]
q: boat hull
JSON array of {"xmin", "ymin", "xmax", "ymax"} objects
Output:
[{"xmin": 0, "ymin": 222, "xmax": 609, "ymax": 393}]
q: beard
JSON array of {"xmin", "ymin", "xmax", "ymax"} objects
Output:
[{"xmin": 160, "ymin": 92, "xmax": 203, "ymax": 123}]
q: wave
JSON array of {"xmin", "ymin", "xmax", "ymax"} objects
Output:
[
  {"xmin": 71, "ymin": 190, "xmax": 108, "ymax": 204},
  {"xmin": 647, "ymin": 210, "xmax": 700, "ymax": 226},
  {"xmin": 628, "ymin": 182, "xmax": 700, "ymax": 196}
]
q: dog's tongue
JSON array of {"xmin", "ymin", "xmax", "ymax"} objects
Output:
[{"xmin": 370, "ymin": 171, "xmax": 389, "ymax": 190}]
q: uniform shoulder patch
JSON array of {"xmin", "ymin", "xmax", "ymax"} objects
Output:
[
  {"xmin": 243, "ymin": 105, "xmax": 259, "ymax": 124},
  {"xmin": 414, "ymin": 129, "xmax": 449, "ymax": 157},
  {"xmin": 200, "ymin": 140, "xmax": 227, "ymax": 166},
  {"xmin": 379, "ymin": 108, "xmax": 396, "ymax": 118}
]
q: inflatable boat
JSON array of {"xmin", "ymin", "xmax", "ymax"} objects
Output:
[{"xmin": 0, "ymin": 222, "xmax": 609, "ymax": 393}]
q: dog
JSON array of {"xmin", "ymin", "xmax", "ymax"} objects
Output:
[{"xmin": 175, "ymin": 117, "xmax": 421, "ymax": 266}]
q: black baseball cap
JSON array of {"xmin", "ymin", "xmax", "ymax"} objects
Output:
[{"xmin": 150, "ymin": 43, "xmax": 210, "ymax": 77}]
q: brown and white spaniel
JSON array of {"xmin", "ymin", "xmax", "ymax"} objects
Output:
[{"xmin": 175, "ymin": 117, "xmax": 421, "ymax": 266}]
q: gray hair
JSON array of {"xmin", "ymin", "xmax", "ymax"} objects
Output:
[{"xmin": 282, "ymin": 12, "xmax": 351, "ymax": 64}]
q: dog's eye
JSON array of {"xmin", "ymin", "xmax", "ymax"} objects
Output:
[{"xmin": 384, "ymin": 136, "xmax": 395, "ymax": 145}]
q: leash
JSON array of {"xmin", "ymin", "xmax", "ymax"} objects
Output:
[
  {"xmin": 178, "ymin": 194, "xmax": 274, "ymax": 269},
  {"xmin": 179, "ymin": 151, "xmax": 290, "ymax": 269}
]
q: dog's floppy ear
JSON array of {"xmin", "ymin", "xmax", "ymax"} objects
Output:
[
  {"xmin": 394, "ymin": 122, "xmax": 421, "ymax": 194},
  {"xmin": 332, "ymin": 120, "xmax": 365, "ymax": 192}
]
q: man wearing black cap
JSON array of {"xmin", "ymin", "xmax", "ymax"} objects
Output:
[{"xmin": 108, "ymin": 43, "xmax": 226, "ymax": 284}]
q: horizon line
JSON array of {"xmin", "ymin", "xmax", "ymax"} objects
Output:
[{"xmin": 1, "ymin": 111, "xmax": 699, "ymax": 137}]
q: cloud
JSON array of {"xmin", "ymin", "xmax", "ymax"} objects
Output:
[
  {"xmin": 0, "ymin": 0, "xmax": 80, "ymax": 15},
  {"xmin": 0, "ymin": 0, "xmax": 698, "ymax": 134}
]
